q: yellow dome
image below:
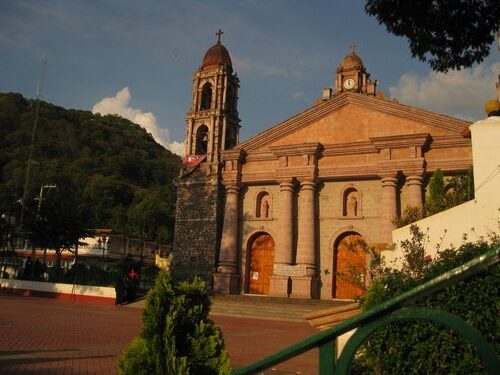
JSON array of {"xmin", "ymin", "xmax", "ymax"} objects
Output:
[
  {"xmin": 485, "ymin": 100, "xmax": 500, "ymax": 115},
  {"xmin": 341, "ymin": 52, "xmax": 364, "ymax": 70}
]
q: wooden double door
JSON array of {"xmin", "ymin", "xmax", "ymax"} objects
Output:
[
  {"xmin": 333, "ymin": 233, "xmax": 366, "ymax": 299},
  {"xmin": 248, "ymin": 233, "xmax": 275, "ymax": 295}
]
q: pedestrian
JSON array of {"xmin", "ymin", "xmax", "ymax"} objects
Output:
[{"xmin": 23, "ymin": 256, "xmax": 33, "ymax": 280}]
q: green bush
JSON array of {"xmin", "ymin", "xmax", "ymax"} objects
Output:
[
  {"xmin": 118, "ymin": 270, "xmax": 231, "ymax": 374},
  {"xmin": 355, "ymin": 226, "xmax": 499, "ymax": 374}
]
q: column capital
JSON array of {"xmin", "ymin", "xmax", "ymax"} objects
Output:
[
  {"xmin": 405, "ymin": 175, "xmax": 424, "ymax": 186},
  {"xmin": 278, "ymin": 180, "xmax": 296, "ymax": 191},
  {"xmin": 223, "ymin": 182, "xmax": 241, "ymax": 193},
  {"xmin": 298, "ymin": 178, "xmax": 317, "ymax": 188},
  {"xmin": 380, "ymin": 175, "xmax": 398, "ymax": 187}
]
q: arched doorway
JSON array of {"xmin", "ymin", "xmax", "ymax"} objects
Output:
[
  {"xmin": 333, "ymin": 232, "xmax": 366, "ymax": 299},
  {"xmin": 247, "ymin": 233, "xmax": 275, "ymax": 295}
]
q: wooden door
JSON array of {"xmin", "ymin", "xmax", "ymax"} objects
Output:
[
  {"xmin": 248, "ymin": 233, "xmax": 275, "ymax": 295},
  {"xmin": 334, "ymin": 233, "xmax": 366, "ymax": 299}
]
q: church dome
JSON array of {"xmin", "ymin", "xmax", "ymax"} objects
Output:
[
  {"xmin": 201, "ymin": 41, "xmax": 232, "ymax": 71},
  {"xmin": 341, "ymin": 51, "xmax": 364, "ymax": 70}
]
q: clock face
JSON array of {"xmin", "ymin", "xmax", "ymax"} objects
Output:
[{"xmin": 343, "ymin": 78, "xmax": 355, "ymax": 90}]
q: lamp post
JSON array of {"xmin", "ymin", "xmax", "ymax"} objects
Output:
[{"xmin": 98, "ymin": 237, "xmax": 108, "ymax": 270}]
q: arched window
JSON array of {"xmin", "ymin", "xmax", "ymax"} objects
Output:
[
  {"xmin": 195, "ymin": 125, "xmax": 209, "ymax": 155},
  {"xmin": 256, "ymin": 191, "xmax": 271, "ymax": 218},
  {"xmin": 343, "ymin": 187, "xmax": 360, "ymax": 217},
  {"xmin": 200, "ymin": 83, "xmax": 212, "ymax": 110}
]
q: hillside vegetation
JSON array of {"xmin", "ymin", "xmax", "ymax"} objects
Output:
[{"xmin": 0, "ymin": 92, "xmax": 181, "ymax": 243}]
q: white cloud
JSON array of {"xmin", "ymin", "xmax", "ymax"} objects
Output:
[
  {"xmin": 389, "ymin": 63, "xmax": 500, "ymax": 121},
  {"xmin": 92, "ymin": 87, "xmax": 184, "ymax": 155}
]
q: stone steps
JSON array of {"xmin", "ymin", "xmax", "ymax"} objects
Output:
[{"xmin": 209, "ymin": 294, "xmax": 351, "ymax": 323}]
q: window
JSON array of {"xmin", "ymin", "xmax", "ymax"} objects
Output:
[
  {"xmin": 200, "ymin": 83, "xmax": 212, "ymax": 110},
  {"xmin": 195, "ymin": 125, "xmax": 209, "ymax": 155}
]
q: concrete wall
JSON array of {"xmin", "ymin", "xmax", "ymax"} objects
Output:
[{"xmin": 0, "ymin": 278, "xmax": 116, "ymax": 304}]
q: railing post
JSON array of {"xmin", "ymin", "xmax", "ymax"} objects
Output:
[{"xmin": 319, "ymin": 339, "xmax": 336, "ymax": 375}]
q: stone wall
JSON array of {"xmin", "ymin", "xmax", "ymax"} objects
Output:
[{"xmin": 172, "ymin": 169, "xmax": 223, "ymax": 288}]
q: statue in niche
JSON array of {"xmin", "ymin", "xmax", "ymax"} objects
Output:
[
  {"xmin": 262, "ymin": 199, "xmax": 270, "ymax": 218},
  {"xmin": 347, "ymin": 194, "xmax": 358, "ymax": 216}
]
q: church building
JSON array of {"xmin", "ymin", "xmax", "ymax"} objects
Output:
[{"xmin": 172, "ymin": 32, "xmax": 472, "ymax": 300}]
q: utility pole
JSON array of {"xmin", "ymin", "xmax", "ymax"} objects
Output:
[{"xmin": 19, "ymin": 57, "xmax": 48, "ymax": 229}]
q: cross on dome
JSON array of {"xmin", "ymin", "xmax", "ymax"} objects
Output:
[
  {"xmin": 349, "ymin": 43, "xmax": 357, "ymax": 54},
  {"xmin": 216, "ymin": 29, "xmax": 224, "ymax": 44}
]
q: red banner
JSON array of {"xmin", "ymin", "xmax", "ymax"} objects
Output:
[{"xmin": 182, "ymin": 154, "xmax": 207, "ymax": 168}]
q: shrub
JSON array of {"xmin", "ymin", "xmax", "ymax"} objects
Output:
[
  {"xmin": 393, "ymin": 206, "xmax": 424, "ymax": 228},
  {"xmin": 355, "ymin": 226, "xmax": 499, "ymax": 374},
  {"xmin": 118, "ymin": 270, "xmax": 231, "ymax": 374}
]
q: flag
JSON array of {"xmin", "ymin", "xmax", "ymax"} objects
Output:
[{"xmin": 182, "ymin": 154, "xmax": 207, "ymax": 168}]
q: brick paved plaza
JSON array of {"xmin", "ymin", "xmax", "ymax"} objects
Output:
[{"xmin": 0, "ymin": 295, "xmax": 318, "ymax": 374}]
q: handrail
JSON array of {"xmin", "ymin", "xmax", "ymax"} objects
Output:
[{"xmin": 233, "ymin": 246, "xmax": 499, "ymax": 375}]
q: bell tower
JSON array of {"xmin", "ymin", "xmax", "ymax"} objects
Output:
[
  {"xmin": 334, "ymin": 44, "xmax": 377, "ymax": 96},
  {"xmin": 172, "ymin": 30, "xmax": 240, "ymax": 287},
  {"xmin": 185, "ymin": 29, "xmax": 240, "ymax": 163}
]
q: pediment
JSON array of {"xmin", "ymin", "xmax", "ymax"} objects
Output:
[{"xmin": 236, "ymin": 92, "xmax": 471, "ymax": 153}]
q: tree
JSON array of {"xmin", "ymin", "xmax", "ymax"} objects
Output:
[
  {"xmin": 426, "ymin": 169, "xmax": 447, "ymax": 215},
  {"xmin": 365, "ymin": 0, "xmax": 500, "ymax": 72},
  {"xmin": 118, "ymin": 271, "xmax": 231, "ymax": 374},
  {"xmin": 24, "ymin": 175, "xmax": 93, "ymax": 271}
]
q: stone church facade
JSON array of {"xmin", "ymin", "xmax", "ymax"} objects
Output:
[{"xmin": 173, "ymin": 35, "xmax": 472, "ymax": 300}]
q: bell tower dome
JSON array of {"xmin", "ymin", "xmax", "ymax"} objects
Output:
[
  {"xmin": 185, "ymin": 29, "xmax": 240, "ymax": 163},
  {"xmin": 335, "ymin": 44, "xmax": 377, "ymax": 96}
]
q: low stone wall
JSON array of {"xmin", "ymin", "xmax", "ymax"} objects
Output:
[{"xmin": 0, "ymin": 278, "xmax": 116, "ymax": 305}]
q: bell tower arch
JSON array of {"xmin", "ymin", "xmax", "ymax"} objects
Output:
[{"xmin": 185, "ymin": 29, "xmax": 240, "ymax": 163}]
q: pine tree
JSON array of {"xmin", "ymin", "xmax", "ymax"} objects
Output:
[
  {"xmin": 426, "ymin": 169, "xmax": 447, "ymax": 215},
  {"xmin": 118, "ymin": 271, "xmax": 231, "ymax": 374}
]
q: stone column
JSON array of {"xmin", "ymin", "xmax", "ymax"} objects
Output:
[
  {"xmin": 214, "ymin": 184, "xmax": 240, "ymax": 293},
  {"xmin": 269, "ymin": 180, "xmax": 295, "ymax": 297},
  {"xmin": 405, "ymin": 174, "xmax": 423, "ymax": 209},
  {"xmin": 291, "ymin": 180, "xmax": 318, "ymax": 298},
  {"xmin": 380, "ymin": 175, "xmax": 399, "ymax": 243}
]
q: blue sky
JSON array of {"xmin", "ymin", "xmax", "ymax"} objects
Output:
[{"xmin": 1, "ymin": 0, "xmax": 498, "ymax": 155}]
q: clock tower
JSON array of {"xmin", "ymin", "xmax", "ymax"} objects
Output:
[
  {"xmin": 335, "ymin": 44, "xmax": 377, "ymax": 96},
  {"xmin": 172, "ymin": 30, "xmax": 240, "ymax": 286}
]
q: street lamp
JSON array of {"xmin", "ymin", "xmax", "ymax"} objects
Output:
[{"xmin": 98, "ymin": 237, "xmax": 108, "ymax": 270}]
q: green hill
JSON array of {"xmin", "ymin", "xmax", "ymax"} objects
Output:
[{"xmin": 0, "ymin": 92, "xmax": 181, "ymax": 242}]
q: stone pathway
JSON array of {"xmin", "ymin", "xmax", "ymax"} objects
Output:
[{"xmin": 0, "ymin": 295, "xmax": 319, "ymax": 374}]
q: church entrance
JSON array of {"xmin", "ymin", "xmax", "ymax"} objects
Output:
[
  {"xmin": 247, "ymin": 233, "xmax": 275, "ymax": 295},
  {"xmin": 333, "ymin": 232, "xmax": 366, "ymax": 299}
]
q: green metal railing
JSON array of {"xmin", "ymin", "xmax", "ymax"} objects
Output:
[{"xmin": 233, "ymin": 247, "xmax": 500, "ymax": 374}]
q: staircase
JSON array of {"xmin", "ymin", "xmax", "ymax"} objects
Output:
[{"xmin": 209, "ymin": 294, "xmax": 351, "ymax": 323}]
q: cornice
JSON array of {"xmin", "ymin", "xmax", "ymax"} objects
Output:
[
  {"xmin": 430, "ymin": 135, "xmax": 471, "ymax": 149},
  {"xmin": 245, "ymin": 151, "xmax": 277, "ymax": 162},
  {"xmin": 221, "ymin": 148, "xmax": 246, "ymax": 162},
  {"xmin": 236, "ymin": 92, "xmax": 471, "ymax": 152},
  {"xmin": 370, "ymin": 133, "xmax": 431, "ymax": 150},
  {"xmin": 270, "ymin": 142, "xmax": 323, "ymax": 157},
  {"xmin": 318, "ymin": 164, "xmax": 380, "ymax": 180},
  {"xmin": 426, "ymin": 158, "xmax": 472, "ymax": 173},
  {"xmin": 322, "ymin": 141, "xmax": 378, "ymax": 156}
]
